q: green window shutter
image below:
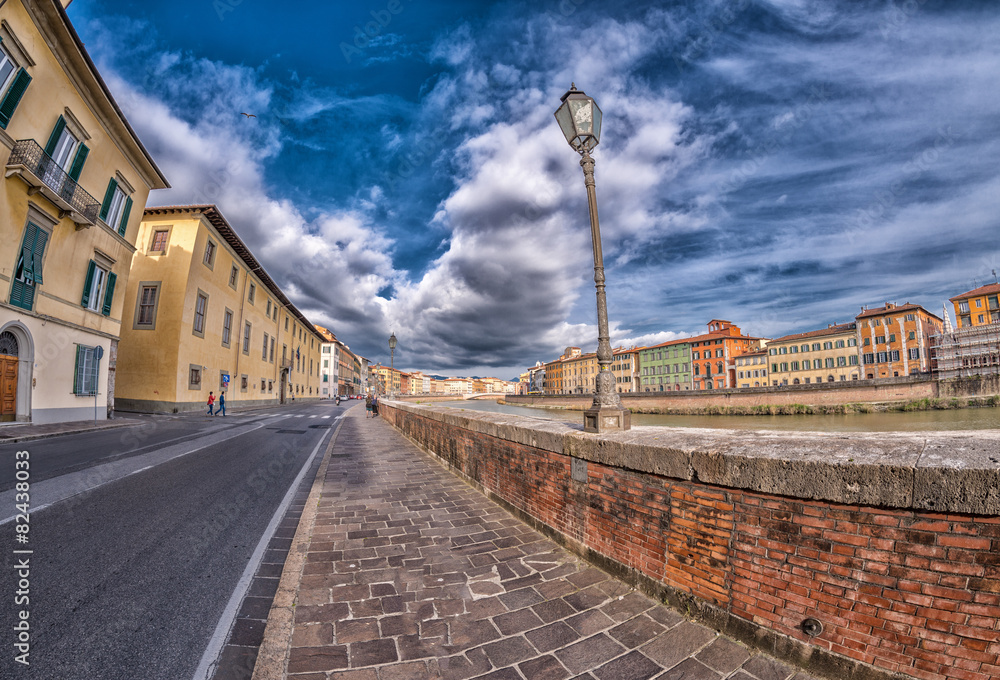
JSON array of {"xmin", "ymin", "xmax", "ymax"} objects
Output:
[
  {"xmin": 81, "ymin": 260, "xmax": 96, "ymax": 308},
  {"xmin": 68, "ymin": 143, "xmax": 89, "ymax": 181},
  {"xmin": 29, "ymin": 225, "xmax": 47, "ymax": 285},
  {"xmin": 99, "ymin": 179, "xmax": 118, "ymax": 222},
  {"xmin": 118, "ymin": 196, "xmax": 132, "ymax": 236},
  {"xmin": 73, "ymin": 346, "xmax": 81, "ymax": 394},
  {"xmin": 101, "ymin": 272, "xmax": 116, "ymax": 316},
  {"xmin": 44, "ymin": 115, "xmax": 66, "ymax": 157},
  {"xmin": 0, "ymin": 68, "xmax": 31, "ymax": 129}
]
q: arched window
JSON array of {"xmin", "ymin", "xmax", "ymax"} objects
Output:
[
  {"xmin": 828, "ymin": 375, "xmax": 835, "ymax": 382},
  {"xmin": 717, "ymin": 362, "xmax": 724, "ymax": 374},
  {"xmin": 0, "ymin": 331, "xmax": 18, "ymax": 357}
]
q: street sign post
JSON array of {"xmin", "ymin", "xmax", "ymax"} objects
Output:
[{"xmin": 94, "ymin": 345, "xmax": 105, "ymax": 424}]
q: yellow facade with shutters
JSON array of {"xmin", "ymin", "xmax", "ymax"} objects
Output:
[
  {"xmin": 0, "ymin": 0, "xmax": 167, "ymax": 423},
  {"xmin": 115, "ymin": 206, "xmax": 323, "ymax": 413}
]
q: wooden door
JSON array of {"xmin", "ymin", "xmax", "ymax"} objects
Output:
[{"xmin": 0, "ymin": 356, "xmax": 17, "ymax": 422}]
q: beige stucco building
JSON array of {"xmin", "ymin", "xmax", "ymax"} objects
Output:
[
  {"xmin": 768, "ymin": 323, "xmax": 861, "ymax": 386},
  {"xmin": 0, "ymin": 0, "xmax": 168, "ymax": 423},
  {"xmin": 114, "ymin": 205, "xmax": 323, "ymax": 413}
]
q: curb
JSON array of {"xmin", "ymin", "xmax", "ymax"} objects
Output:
[
  {"xmin": 250, "ymin": 408, "xmax": 348, "ymax": 680},
  {"xmin": 0, "ymin": 419, "xmax": 140, "ymax": 444}
]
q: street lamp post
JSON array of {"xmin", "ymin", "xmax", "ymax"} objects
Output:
[
  {"xmin": 388, "ymin": 332, "xmax": 397, "ymax": 397},
  {"xmin": 554, "ymin": 84, "xmax": 630, "ymax": 433}
]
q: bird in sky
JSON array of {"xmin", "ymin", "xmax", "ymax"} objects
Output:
[{"xmin": 240, "ymin": 112, "xmax": 256, "ymax": 118}]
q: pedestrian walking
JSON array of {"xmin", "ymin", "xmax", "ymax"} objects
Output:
[
  {"xmin": 372, "ymin": 394, "xmax": 379, "ymax": 417},
  {"xmin": 365, "ymin": 393, "xmax": 373, "ymax": 418},
  {"xmin": 207, "ymin": 391, "xmax": 215, "ymax": 416},
  {"xmin": 217, "ymin": 391, "xmax": 226, "ymax": 416}
]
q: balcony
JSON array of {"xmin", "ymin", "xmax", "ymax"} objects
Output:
[{"xmin": 5, "ymin": 139, "xmax": 100, "ymax": 226}]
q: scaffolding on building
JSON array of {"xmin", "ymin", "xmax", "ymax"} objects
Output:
[{"xmin": 931, "ymin": 321, "xmax": 1000, "ymax": 379}]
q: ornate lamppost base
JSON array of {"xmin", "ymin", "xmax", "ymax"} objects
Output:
[{"xmin": 583, "ymin": 404, "xmax": 631, "ymax": 433}]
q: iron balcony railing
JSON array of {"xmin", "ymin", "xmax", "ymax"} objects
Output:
[{"xmin": 6, "ymin": 139, "xmax": 100, "ymax": 224}]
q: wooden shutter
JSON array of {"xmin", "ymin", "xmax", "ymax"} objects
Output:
[
  {"xmin": 118, "ymin": 196, "xmax": 132, "ymax": 236},
  {"xmin": 0, "ymin": 68, "xmax": 31, "ymax": 129},
  {"xmin": 28, "ymin": 225, "xmax": 47, "ymax": 285},
  {"xmin": 81, "ymin": 260, "xmax": 96, "ymax": 308},
  {"xmin": 44, "ymin": 115, "xmax": 66, "ymax": 157},
  {"xmin": 68, "ymin": 143, "xmax": 89, "ymax": 181},
  {"xmin": 101, "ymin": 272, "xmax": 116, "ymax": 316},
  {"xmin": 99, "ymin": 179, "xmax": 118, "ymax": 222}
]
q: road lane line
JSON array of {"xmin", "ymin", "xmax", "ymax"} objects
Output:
[{"xmin": 192, "ymin": 427, "xmax": 334, "ymax": 680}]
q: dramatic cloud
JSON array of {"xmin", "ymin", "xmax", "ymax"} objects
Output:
[{"xmin": 72, "ymin": 0, "xmax": 1000, "ymax": 378}]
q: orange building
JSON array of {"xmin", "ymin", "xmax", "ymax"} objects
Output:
[
  {"xmin": 856, "ymin": 302, "xmax": 942, "ymax": 378},
  {"xmin": 687, "ymin": 320, "xmax": 764, "ymax": 390},
  {"xmin": 950, "ymin": 283, "xmax": 1000, "ymax": 328},
  {"xmin": 543, "ymin": 347, "xmax": 581, "ymax": 394}
]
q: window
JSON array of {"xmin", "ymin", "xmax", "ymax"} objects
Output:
[
  {"xmin": 863, "ymin": 337, "xmax": 870, "ymax": 346},
  {"xmin": 848, "ymin": 338, "xmax": 857, "ymax": 346},
  {"xmin": 268, "ymin": 381, "xmax": 273, "ymax": 393},
  {"xmin": 835, "ymin": 340, "xmax": 845, "ymax": 348},
  {"xmin": 769, "ymin": 348, "xmax": 777, "ymax": 356},
  {"xmin": 81, "ymin": 260, "xmax": 116, "ymax": 316},
  {"xmin": 134, "ymin": 283, "xmax": 160, "ymax": 329},
  {"xmin": 73, "ymin": 345, "xmax": 100, "ymax": 395},
  {"xmin": 823, "ymin": 341, "xmax": 833, "ymax": 350},
  {"xmin": 99, "ymin": 179, "xmax": 132, "ymax": 236},
  {"xmin": 261, "ymin": 379, "xmax": 266, "ymax": 391},
  {"xmin": 837, "ymin": 356, "xmax": 847, "ymax": 367},
  {"xmin": 889, "ymin": 334, "xmax": 896, "ymax": 343},
  {"xmin": 189, "ymin": 365, "xmax": 202, "ymax": 390},
  {"xmin": 693, "ymin": 351, "xmax": 700, "ymax": 360},
  {"xmin": 716, "ymin": 349, "xmax": 723, "ymax": 358},
  {"xmin": 875, "ymin": 336, "xmax": 885, "ymax": 345},
  {"xmin": 0, "ymin": 39, "xmax": 30, "ymax": 129},
  {"xmin": 890, "ymin": 350, "xmax": 900, "ymax": 362},
  {"xmin": 874, "ymin": 318, "xmax": 882, "ymax": 326},
  {"xmin": 229, "ymin": 265, "xmax": 239, "ymax": 289},
  {"xmin": 801, "ymin": 344, "xmax": 809, "ymax": 353},
  {"xmin": 269, "ymin": 337, "xmax": 275, "ymax": 363},
  {"xmin": 909, "ymin": 348, "xmax": 920, "ymax": 360},
  {"xmin": 791, "ymin": 361, "xmax": 800, "ymax": 371},
  {"xmin": 203, "ymin": 240, "xmax": 216, "ymax": 267},
  {"xmin": 243, "ymin": 322, "xmax": 252, "ymax": 354},
  {"xmin": 959, "ymin": 301, "xmax": 970, "ymax": 313},
  {"xmin": 150, "ymin": 230, "xmax": 169, "ymax": 252},
  {"xmin": 248, "ymin": 282, "xmax": 256, "ymax": 304},
  {"xmin": 877, "ymin": 351, "xmax": 888, "ymax": 363},
  {"xmin": 219, "ymin": 371, "xmax": 230, "ymax": 391},
  {"xmin": 825, "ymin": 358, "xmax": 835, "ymax": 368},
  {"xmin": 10, "ymin": 221, "xmax": 49, "ymax": 311},
  {"xmin": 285, "ymin": 316, "xmax": 289, "ymax": 331},
  {"xmin": 790, "ymin": 346, "xmax": 798, "ymax": 354},
  {"xmin": 978, "ymin": 315, "xmax": 985, "ymax": 324},
  {"xmin": 780, "ymin": 362, "xmax": 788, "ymax": 372},
  {"xmin": 193, "ymin": 292, "xmax": 208, "ymax": 336},
  {"xmin": 222, "ymin": 309, "xmax": 233, "ymax": 347},
  {"xmin": 262, "ymin": 332, "xmax": 269, "ymax": 360},
  {"xmin": 47, "ymin": 117, "xmax": 80, "ymax": 171},
  {"xmin": 976, "ymin": 299, "xmax": 983, "ymax": 308},
  {"xmin": 266, "ymin": 300, "xmax": 271, "ymax": 316},
  {"xmin": 849, "ymin": 355, "xmax": 859, "ymax": 365},
  {"xmin": 779, "ymin": 347, "xmax": 787, "ymax": 354},
  {"xmin": 241, "ymin": 375, "xmax": 248, "ymax": 392},
  {"xmin": 905, "ymin": 313, "xmax": 916, "ymax": 321},
  {"xmin": 864, "ymin": 353, "xmax": 875, "ymax": 364}
]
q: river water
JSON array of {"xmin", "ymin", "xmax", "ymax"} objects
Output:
[{"xmin": 438, "ymin": 399, "xmax": 1000, "ymax": 432}]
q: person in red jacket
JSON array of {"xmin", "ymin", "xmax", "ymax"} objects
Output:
[{"xmin": 207, "ymin": 391, "xmax": 215, "ymax": 416}]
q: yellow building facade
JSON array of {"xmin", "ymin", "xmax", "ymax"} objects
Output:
[
  {"xmin": 115, "ymin": 206, "xmax": 322, "ymax": 412},
  {"xmin": 0, "ymin": 0, "xmax": 168, "ymax": 423},
  {"xmin": 768, "ymin": 323, "xmax": 860, "ymax": 386}
]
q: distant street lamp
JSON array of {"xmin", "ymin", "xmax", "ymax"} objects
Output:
[
  {"xmin": 554, "ymin": 84, "xmax": 630, "ymax": 433},
  {"xmin": 388, "ymin": 332, "xmax": 397, "ymax": 396}
]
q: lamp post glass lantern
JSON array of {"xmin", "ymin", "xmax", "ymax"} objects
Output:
[{"xmin": 554, "ymin": 84, "xmax": 630, "ymax": 433}]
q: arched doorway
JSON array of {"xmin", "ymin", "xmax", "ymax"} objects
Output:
[
  {"xmin": 0, "ymin": 331, "xmax": 17, "ymax": 421},
  {"xmin": 0, "ymin": 324, "xmax": 32, "ymax": 422}
]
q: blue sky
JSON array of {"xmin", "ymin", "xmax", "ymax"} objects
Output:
[{"xmin": 68, "ymin": 0, "xmax": 1000, "ymax": 378}]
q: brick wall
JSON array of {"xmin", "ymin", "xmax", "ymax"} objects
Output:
[{"xmin": 382, "ymin": 403, "xmax": 1000, "ymax": 680}]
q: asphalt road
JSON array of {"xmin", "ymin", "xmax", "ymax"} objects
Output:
[{"xmin": 0, "ymin": 400, "xmax": 351, "ymax": 680}]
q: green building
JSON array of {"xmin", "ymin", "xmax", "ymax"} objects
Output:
[{"xmin": 638, "ymin": 340, "xmax": 692, "ymax": 391}]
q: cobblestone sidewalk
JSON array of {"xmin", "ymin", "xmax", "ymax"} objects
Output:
[{"xmin": 281, "ymin": 408, "xmax": 821, "ymax": 680}]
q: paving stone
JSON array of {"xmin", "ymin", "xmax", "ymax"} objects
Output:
[
  {"xmin": 533, "ymin": 598, "xmax": 578, "ymax": 623},
  {"xmin": 482, "ymin": 635, "xmax": 537, "ymax": 667},
  {"xmin": 493, "ymin": 608, "xmax": 545, "ymax": 635},
  {"xmin": 336, "ymin": 619, "xmax": 380, "ymax": 643},
  {"xmin": 695, "ymin": 637, "xmax": 750, "ymax": 674},
  {"xmin": 654, "ymin": 658, "xmax": 722, "ymax": 679},
  {"xmin": 477, "ymin": 668, "xmax": 523, "ymax": 680},
  {"xmin": 518, "ymin": 654, "xmax": 571, "ymax": 680},
  {"xmin": 498, "ymin": 587, "xmax": 544, "ymax": 610},
  {"xmin": 325, "ymin": 669, "xmax": 378, "ymax": 679},
  {"xmin": 741, "ymin": 655, "xmax": 796, "ymax": 680},
  {"xmin": 349, "ymin": 638, "xmax": 398, "ymax": 667},
  {"xmin": 640, "ymin": 622, "xmax": 717, "ymax": 669},
  {"xmin": 608, "ymin": 614, "xmax": 667, "ymax": 649},
  {"xmin": 593, "ymin": 650, "xmax": 662, "ymax": 680},
  {"xmin": 564, "ymin": 587, "xmax": 612, "ymax": 612},
  {"xmin": 555, "ymin": 634, "xmax": 626, "ymax": 675},
  {"xmin": 565, "ymin": 609, "xmax": 615, "ymax": 636},
  {"xmin": 599, "ymin": 592, "xmax": 655, "ymax": 622},
  {"xmin": 399, "ymin": 633, "xmax": 446, "ymax": 661},
  {"xmin": 525, "ymin": 620, "xmax": 582, "ymax": 653},
  {"xmin": 292, "ymin": 623, "xmax": 334, "ymax": 648},
  {"xmin": 379, "ymin": 660, "xmax": 439, "ymax": 679},
  {"xmin": 451, "ymin": 617, "xmax": 502, "ymax": 649},
  {"xmin": 287, "ymin": 645, "xmax": 349, "ymax": 673}
]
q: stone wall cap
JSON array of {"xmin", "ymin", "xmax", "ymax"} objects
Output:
[{"xmin": 389, "ymin": 401, "xmax": 1000, "ymax": 515}]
